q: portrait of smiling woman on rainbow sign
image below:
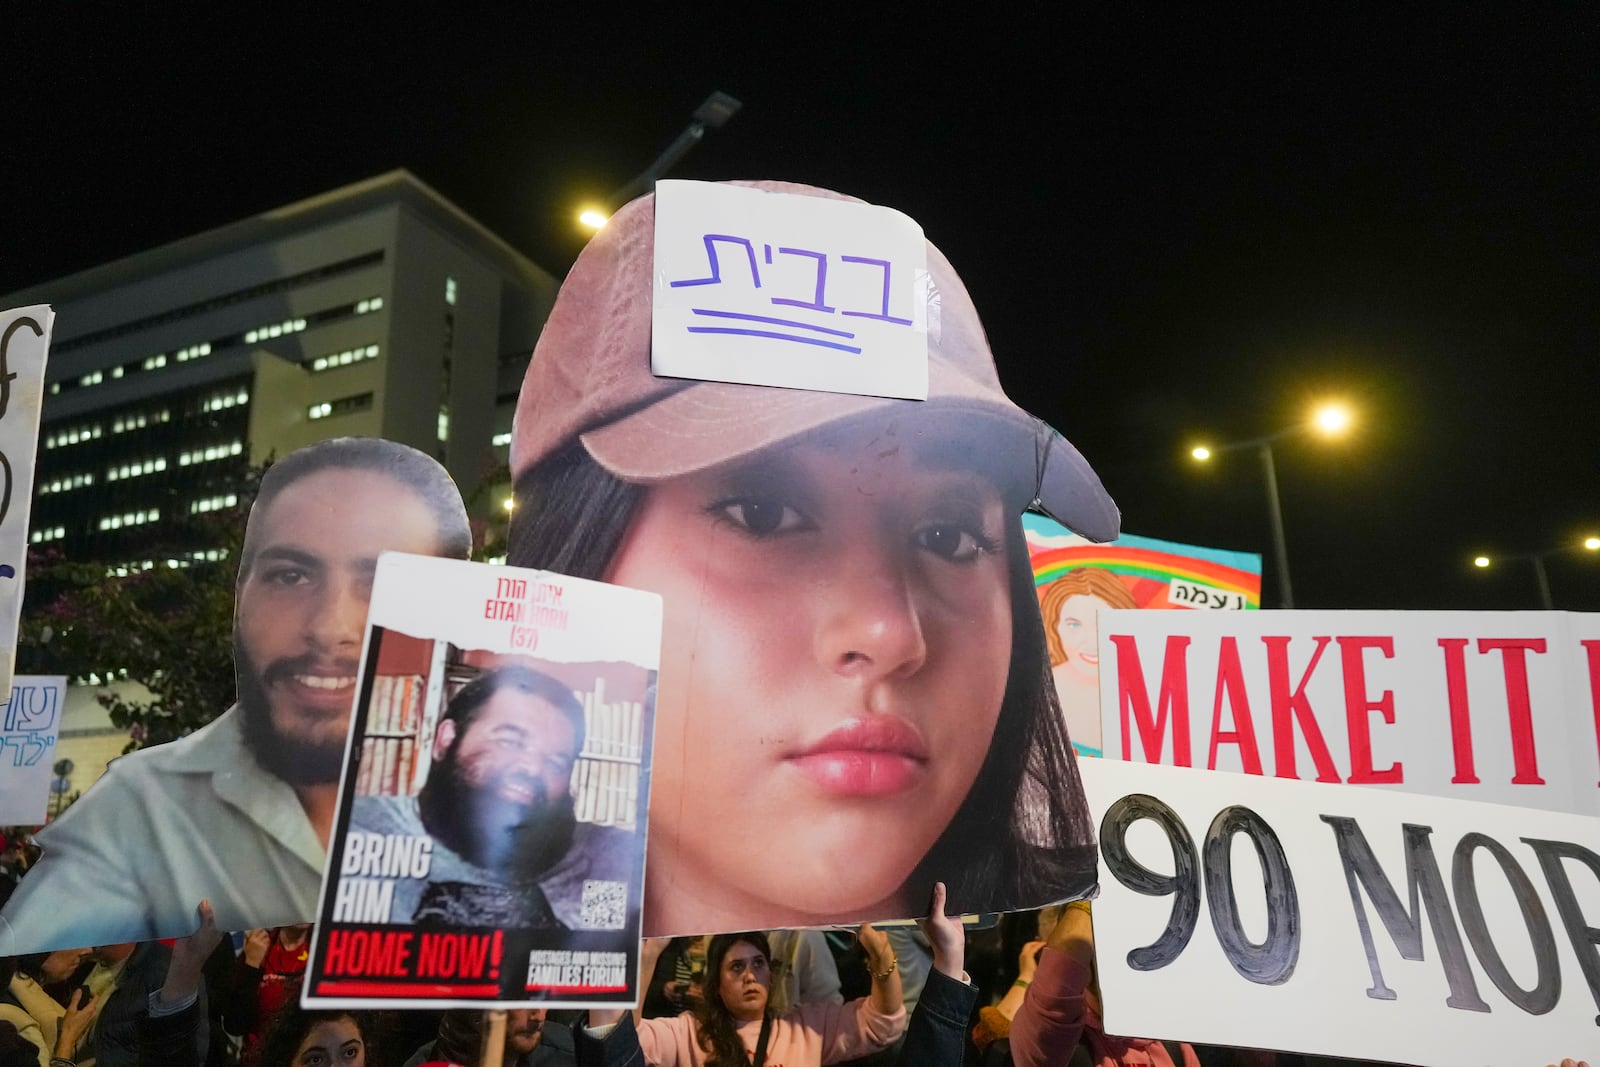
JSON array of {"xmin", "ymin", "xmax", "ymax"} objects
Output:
[{"xmin": 507, "ymin": 180, "xmax": 1120, "ymax": 936}]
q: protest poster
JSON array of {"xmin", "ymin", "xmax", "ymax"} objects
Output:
[
  {"xmin": 303, "ymin": 552, "xmax": 662, "ymax": 1010},
  {"xmin": 0, "ymin": 675, "xmax": 65, "ymax": 823},
  {"xmin": 1, "ymin": 437, "xmax": 477, "ymax": 954},
  {"xmin": 1025, "ymin": 515, "xmax": 1261, "ymax": 757},
  {"xmin": 0, "ymin": 306, "xmax": 54, "ymax": 698},
  {"xmin": 1078, "ymin": 756, "xmax": 1600, "ymax": 1067},
  {"xmin": 1098, "ymin": 609, "xmax": 1600, "ymax": 815},
  {"xmin": 507, "ymin": 179, "xmax": 1121, "ymax": 935}
]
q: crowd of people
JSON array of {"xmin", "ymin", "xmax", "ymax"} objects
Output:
[{"xmin": 0, "ymin": 856, "xmax": 1589, "ymax": 1067}]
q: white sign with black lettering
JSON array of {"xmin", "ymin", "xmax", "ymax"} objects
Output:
[
  {"xmin": 0, "ymin": 306, "xmax": 54, "ymax": 697},
  {"xmin": 1079, "ymin": 757, "xmax": 1600, "ymax": 1067},
  {"xmin": 651, "ymin": 180, "xmax": 929, "ymax": 400}
]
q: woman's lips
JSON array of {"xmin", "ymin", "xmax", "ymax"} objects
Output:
[{"xmin": 786, "ymin": 717, "xmax": 930, "ymax": 797}]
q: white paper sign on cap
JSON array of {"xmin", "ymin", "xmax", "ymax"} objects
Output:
[{"xmin": 651, "ymin": 180, "xmax": 929, "ymax": 400}]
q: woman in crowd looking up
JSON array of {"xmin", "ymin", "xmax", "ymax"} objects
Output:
[
  {"xmin": 580, "ymin": 882, "xmax": 981, "ymax": 1067},
  {"xmin": 257, "ymin": 1007, "xmax": 377, "ymax": 1067},
  {"xmin": 584, "ymin": 923, "xmax": 904, "ymax": 1066}
]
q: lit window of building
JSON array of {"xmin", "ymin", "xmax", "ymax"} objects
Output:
[
  {"xmin": 177, "ymin": 440, "xmax": 245, "ymax": 466},
  {"xmin": 445, "ymin": 277, "xmax": 458, "ymax": 306},
  {"xmin": 45, "ymin": 423, "xmax": 104, "ymax": 449},
  {"xmin": 201, "ymin": 389, "xmax": 249, "ymax": 413},
  {"xmin": 244, "ymin": 319, "xmax": 307, "ymax": 345},
  {"xmin": 491, "ymin": 431, "xmax": 512, "ymax": 447},
  {"xmin": 436, "ymin": 406, "xmax": 450, "ymax": 444},
  {"xmin": 97, "ymin": 509, "xmax": 160, "ymax": 532},
  {"xmin": 30, "ymin": 526, "xmax": 67, "ymax": 544},
  {"xmin": 111, "ymin": 409, "xmax": 171, "ymax": 434},
  {"xmin": 174, "ymin": 342, "xmax": 213, "ymax": 363},
  {"xmin": 39, "ymin": 472, "xmax": 95, "ymax": 494},
  {"xmin": 80, "ymin": 370, "xmax": 103, "ymax": 387},
  {"xmin": 309, "ymin": 344, "xmax": 380, "ymax": 372},
  {"xmin": 307, "ymin": 391, "xmax": 373, "ymax": 421},
  {"xmin": 143, "ymin": 354, "xmax": 167, "ymax": 370},
  {"xmin": 106, "ymin": 457, "xmax": 169, "ymax": 481},
  {"xmin": 190, "ymin": 494, "xmax": 239, "ymax": 514},
  {"xmin": 354, "ymin": 296, "xmax": 385, "ymax": 315}
]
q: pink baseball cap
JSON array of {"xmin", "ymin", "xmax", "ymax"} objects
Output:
[{"xmin": 511, "ymin": 181, "xmax": 1119, "ymax": 542}]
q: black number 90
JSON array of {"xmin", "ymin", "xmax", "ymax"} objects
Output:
[{"xmin": 1099, "ymin": 794, "xmax": 1302, "ymax": 985}]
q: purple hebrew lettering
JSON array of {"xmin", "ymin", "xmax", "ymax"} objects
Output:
[
  {"xmin": 669, "ymin": 235, "xmax": 763, "ymax": 289},
  {"xmin": 764, "ymin": 244, "xmax": 773, "ymax": 264},
  {"xmin": 770, "ymin": 248, "xmax": 836, "ymax": 313},
  {"xmin": 684, "ymin": 327, "xmax": 862, "ymax": 354},
  {"xmin": 839, "ymin": 256, "xmax": 914, "ymax": 325},
  {"xmin": 691, "ymin": 309, "xmax": 856, "ymax": 338}
]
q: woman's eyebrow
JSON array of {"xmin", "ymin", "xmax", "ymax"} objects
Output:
[{"xmin": 716, "ymin": 455, "xmax": 817, "ymax": 498}]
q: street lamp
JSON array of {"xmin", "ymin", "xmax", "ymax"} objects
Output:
[
  {"xmin": 577, "ymin": 90, "xmax": 743, "ymax": 230},
  {"xmin": 1190, "ymin": 401, "xmax": 1355, "ymax": 609},
  {"xmin": 1471, "ymin": 536, "xmax": 1600, "ymax": 609}
]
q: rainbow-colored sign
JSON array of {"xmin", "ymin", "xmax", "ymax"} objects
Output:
[
  {"xmin": 1023, "ymin": 514, "xmax": 1262, "ymax": 610},
  {"xmin": 1024, "ymin": 515, "xmax": 1262, "ymax": 758}
]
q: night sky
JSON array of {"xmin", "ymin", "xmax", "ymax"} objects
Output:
[{"xmin": 5, "ymin": 7, "xmax": 1595, "ymax": 610}]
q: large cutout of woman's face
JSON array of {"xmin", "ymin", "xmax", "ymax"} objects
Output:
[{"xmin": 606, "ymin": 419, "xmax": 1013, "ymax": 934}]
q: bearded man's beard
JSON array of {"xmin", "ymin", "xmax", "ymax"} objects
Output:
[
  {"xmin": 419, "ymin": 754, "xmax": 577, "ymax": 877},
  {"xmin": 235, "ymin": 634, "xmax": 351, "ymax": 786}
]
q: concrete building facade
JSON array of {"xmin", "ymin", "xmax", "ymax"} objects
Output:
[{"xmin": 6, "ymin": 170, "xmax": 555, "ymax": 572}]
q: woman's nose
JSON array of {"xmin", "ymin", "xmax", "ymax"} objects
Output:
[{"xmin": 814, "ymin": 544, "xmax": 928, "ymax": 682}]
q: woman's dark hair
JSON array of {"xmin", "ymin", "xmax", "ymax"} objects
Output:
[
  {"xmin": 507, "ymin": 443, "xmax": 1096, "ymax": 914},
  {"xmin": 257, "ymin": 1004, "xmax": 377, "ymax": 1067},
  {"xmin": 692, "ymin": 932, "xmax": 773, "ymax": 1066},
  {"xmin": 8, "ymin": 954, "xmax": 46, "ymax": 982}
]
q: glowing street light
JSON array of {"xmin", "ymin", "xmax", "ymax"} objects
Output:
[
  {"xmin": 577, "ymin": 90, "xmax": 742, "ymax": 233},
  {"xmin": 1188, "ymin": 400, "xmax": 1359, "ymax": 608},
  {"xmin": 1312, "ymin": 401, "xmax": 1353, "ymax": 437},
  {"xmin": 1472, "ymin": 535, "xmax": 1600, "ymax": 608}
]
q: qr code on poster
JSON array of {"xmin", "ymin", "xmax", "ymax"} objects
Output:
[{"xmin": 581, "ymin": 879, "xmax": 629, "ymax": 930}]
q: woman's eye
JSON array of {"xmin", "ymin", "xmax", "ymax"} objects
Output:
[
  {"xmin": 913, "ymin": 523, "xmax": 990, "ymax": 562},
  {"xmin": 712, "ymin": 498, "xmax": 809, "ymax": 537}
]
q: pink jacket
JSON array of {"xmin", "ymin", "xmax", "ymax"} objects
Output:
[
  {"xmin": 634, "ymin": 997, "xmax": 906, "ymax": 1067},
  {"xmin": 1009, "ymin": 948, "xmax": 1200, "ymax": 1067}
]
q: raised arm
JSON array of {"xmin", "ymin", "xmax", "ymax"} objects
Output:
[
  {"xmin": 894, "ymin": 880, "xmax": 978, "ymax": 1067},
  {"xmin": 1007, "ymin": 899, "xmax": 1095, "ymax": 1067},
  {"xmin": 855, "ymin": 923, "xmax": 903, "ymax": 1019}
]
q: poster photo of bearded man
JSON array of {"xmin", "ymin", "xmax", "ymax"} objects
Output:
[
  {"xmin": 0, "ymin": 437, "xmax": 473, "ymax": 953},
  {"xmin": 303, "ymin": 552, "xmax": 661, "ymax": 1009}
]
